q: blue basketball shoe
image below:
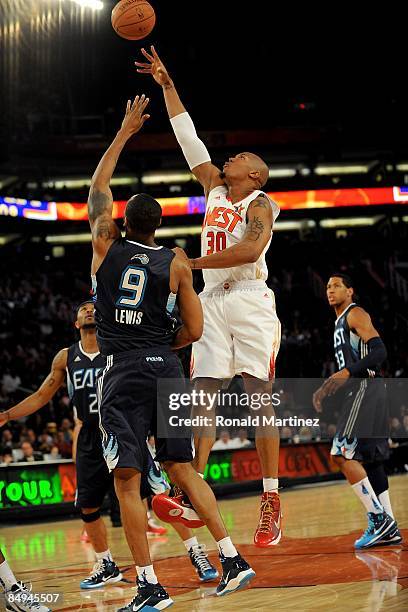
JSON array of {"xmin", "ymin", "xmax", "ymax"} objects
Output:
[
  {"xmin": 189, "ymin": 545, "xmax": 219, "ymax": 582},
  {"xmin": 354, "ymin": 512, "xmax": 397, "ymax": 549}
]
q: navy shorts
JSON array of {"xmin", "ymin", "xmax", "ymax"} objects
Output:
[{"xmin": 98, "ymin": 347, "xmax": 193, "ymax": 473}]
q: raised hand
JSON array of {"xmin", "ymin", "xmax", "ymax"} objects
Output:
[
  {"xmin": 135, "ymin": 45, "xmax": 172, "ymax": 87},
  {"xmin": 120, "ymin": 94, "xmax": 150, "ymax": 137}
]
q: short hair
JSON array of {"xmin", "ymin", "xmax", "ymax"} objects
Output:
[
  {"xmin": 330, "ymin": 272, "xmax": 354, "ymax": 289},
  {"xmin": 126, "ymin": 193, "xmax": 162, "ymax": 234},
  {"xmin": 76, "ymin": 300, "xmax": 94, "ymax": 317}
]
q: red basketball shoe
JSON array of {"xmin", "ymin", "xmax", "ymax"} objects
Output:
[
  {"xmin": 254, "ymin": 491, "xmax": 282, "ymax": 547},
  {"xmin": 152, "ymin": 488, "xmax": 205, "ymax": 529}
]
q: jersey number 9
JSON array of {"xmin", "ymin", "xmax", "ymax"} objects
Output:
[{"xmin": 117, "ymin": 266, "xmax": 147, "ymax": 309}]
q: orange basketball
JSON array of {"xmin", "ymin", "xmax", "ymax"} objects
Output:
[{"xmin": 111, "ymin": 0, "xmax": 156, "ymax": 41}]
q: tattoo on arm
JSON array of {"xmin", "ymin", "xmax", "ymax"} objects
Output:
[
  {"xmin": 251, "ymin": 195, "xmax": 269, "ymax": 210},
  {"xmin": 246, "ymin": 216, "xmax": 265, "ymax": 241},
  {"xmin": 88, "ymin": 190, "xmax": 111, "ymax": 223},
  {"xmin": 95, "ymin": 218, "xmax": 117, "ymax": 241}
]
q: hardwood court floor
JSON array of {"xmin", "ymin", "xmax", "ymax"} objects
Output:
[{"xmin": 1, "ymin": 475, "xmax": 407, "ymax": 611}]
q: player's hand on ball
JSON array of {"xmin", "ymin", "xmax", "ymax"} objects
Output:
[
  {"xmin": 135, "ymin": 46, "xmax": 171, "ymax": 87},
  {"xmin": 120, "ymin": 94, "xmax": 150, "ymax": 136}
]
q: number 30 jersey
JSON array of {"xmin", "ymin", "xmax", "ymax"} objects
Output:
[
  {"xmin": 66, "ymin": 342, "xmax": 105, "ymax": 426},
  {"xmin": 201, "ymin": 186, "xmax": 280, "ymax": 287},
  {"xmin": 92, "ymin": 238, "xmax": 179, "ymax": 355}
]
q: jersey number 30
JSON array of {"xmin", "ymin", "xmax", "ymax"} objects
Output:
[
  {"xmin": 117, "ymin": 266, "xmax": 147, "ymax": 309},
  {"xmin": 206, "ymin": 231, "xmax": 227, "ymax": 255}
]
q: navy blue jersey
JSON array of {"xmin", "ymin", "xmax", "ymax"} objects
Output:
[
  {"xmin": 66, "ymin": 342, "xmax": 105, "ymax": 426},
  {"xmin": 92, "ymin": 238, "xmax": 179, "ymax": 355},
  {"xmin": 333, "ymin": 303, "xmax": 379, "ymax": 377}
]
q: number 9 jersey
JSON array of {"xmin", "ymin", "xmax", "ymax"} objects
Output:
[{"xmin": 202, "ymin": 186, "xmax": 280, "ymax": 286}]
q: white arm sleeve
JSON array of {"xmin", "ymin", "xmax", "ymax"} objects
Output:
[{"xmin": 170, "ymin": 112, "xmax": 211, "ymax": 171}]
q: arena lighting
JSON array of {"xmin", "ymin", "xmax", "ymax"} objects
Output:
[
  {"xmin": 70, "ymin": 0, "xmax": 104, "ymax": 9},
  {"xmin": 314, "ymin": 164, "xmax": 371, "ymax": 175},
  {"xmin": 40, "ymin": 177, "xmax": 136, "ymax": 189},
  {"xmin": 268, "ymin": 168, "xmax": 297, "ymax": 178},
  {"xmin": 396, "ymin": 163, "xmax": 408, "ymax": 172},
  {"xmin": 142, "ymin": 172, "xmax": 194, "ymax": 185},
  {"xmin": 320, "ymin": 216, "xmax": 381, "ymax": 228}
]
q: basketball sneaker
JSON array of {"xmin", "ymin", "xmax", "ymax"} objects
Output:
[
  {"xmin": 254, "ymin": 491, "xmax": 282, "ymax": 547},
  {"xmin": 189, "ymin": 544, "xmax": 219, "ymax": 582},
  {"xmin": 152, "ymin": 488, "xmax": 205, "ymax": 529},
  {"xmin": 354, "ymin": 512, "xmax": 397, "ymax": 549},
  {"xmin": 5, "ymin": 582, "xmax": 51, "ymax": 611},
  {"xmin": 147, "ymin": 516, "xmax": 168, "ymax": 536},
  {"xmin": 216, "ymin": 553, "xmax": 256, "ymax": 596},
  {"xmin": 80, "ymin": 558, "xmax": 123, "ymax": 589},
  {"xmin": 116, "ymin": 577, "xmax": 173, "ymax": 611},
  {"xmin": 374, "ymin": 523, "xmax": 403, "ymax": 546}
]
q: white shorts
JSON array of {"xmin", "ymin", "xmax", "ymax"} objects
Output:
[{"xmin": 191, "ymin": 280, "xmax": 281, "ymax": 381}]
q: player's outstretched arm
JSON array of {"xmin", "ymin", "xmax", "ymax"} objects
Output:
[
  {"xmin": 135, "ymin": 46, "xmax": 223, "ymax": 195},
  {"xmin": 170, "ymin": 258, "xmax": 203, "ymax": 349},
  {"xmin": 88, "ymin": 95, "xmax": 150, "ymax": 272},
  {"xmin": 0, "ymin": 349, "xmax": 68, "ymax": 427},
  {"xmin": 191, "ymin": 194, "xmax": 273, "ymax": 269}
]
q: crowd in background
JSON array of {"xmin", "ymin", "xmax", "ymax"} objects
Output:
[{"xmin": 1, "ymin": 224, "xmax": 408, "ymax": 466}]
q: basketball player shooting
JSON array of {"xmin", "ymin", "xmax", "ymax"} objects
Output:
[
  {"xmin": 313, "ymin": 274, "xmax": 402, "ymax": 549},
  {"xmin": 136, "ymin": 46, "xmax": 282, "ymax": 547}
]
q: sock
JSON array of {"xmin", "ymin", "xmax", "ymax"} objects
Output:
[
  {"xmin": 263, "ymin": 478, "xmax": 279, "ymax": 493},
  {"xmin": 217, "ymin": 537, "xmax": 238, "ymax": 559},
  {"xmin": 198, "ymin": 473, "xmax": 204, "ymax": 479},
  {"xmin": 378, "ymin": 490, "xmax": 394, "ymax": 519},
  {"xmin": 183, "ymin": 536, "xmax": 198, "ymax": 552},
  {"xmin": 136, "ymin": 565, "xmax": 158, "ymax": 585},
  {"xmin": 0, "ymin": 559, "xmax": 17, "ymax": 592},
  {"xmin": 351, "ymin": 477, "xmax": 384, "ymax": 514},
  {"xmin": 95, "ymin": 549, "xmax": 113, "ymax": 562},
  {"xmin": 147, "ymin": 511, "xmax": 152, "ymax": 520}
]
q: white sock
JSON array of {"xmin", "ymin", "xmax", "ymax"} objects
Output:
[
  {"xmin": 198, "ymin": 472, "xmax": 204, "ymax": 479},
  {"xmin": 0, "ymin": 559, "xmax": 17, "ymax": 591},
  {"xmin": 183, "ymin": 536, "xmax": 199, "ymax": 551},
  {"xmin": 263, "ymin": 478, "xmax": 279, "ymax": 493},
  {"xmin": 351, "ymin": 478, "xmax": 383, "ymax": 514},
  {"xmin": 378, "ymin": 490, "xmax": 394, "ymax": 519},
  {"xmin": 147, "ymin": 511, "xmax": 152, "ymax": 520},
  {"xmin": 95, "ymin": 549, "xmax": 112, "ymax": 562},
  {"xmin": 136, "ymin": 565, "xmax": 158, "ymax": 585},
  {"xmin": 217, "ymin": 537, "xmax": 238, "ymax": 559}
]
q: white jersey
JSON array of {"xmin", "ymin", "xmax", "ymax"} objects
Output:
[{"xmin": 201, "ymin": 186, "xmax": 280, "ymax": 286}]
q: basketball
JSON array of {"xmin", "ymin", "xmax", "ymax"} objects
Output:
[{"xmin": 111, "ymin": 0, "xmax": 156, "ymax": 41}]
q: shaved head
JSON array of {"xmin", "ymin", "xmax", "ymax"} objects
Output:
[{"xmin": 246, "ymin": 152, "xmax": 269, "ymax": 187}]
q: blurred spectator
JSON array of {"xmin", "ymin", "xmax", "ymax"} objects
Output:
[
  {"xmin": 390, "ymin": 417, "xmax": 404, "ymax": 438},
  {"xmin": 213, "ymin": 430, "xmax": 234, "ymax": 450},
  {"xmin": 38, "ymin": 432, "xmax": 54, "ymax": 454},
  {"xmin": 1, "ymin": 370, "xmax": 21, "ymax": 395},
  {"xmin": 230, "ymin": 428, "xmax": 252, "ymax": 449},
  {"xmin": 1, "ymin": 429, "xmax": 14, "ymax": 450},
  {"xmin": 298, "ymin": 426, "xmax": 313, "ymax": 442},
  {"xmin": 50, "ymin": 446, "xmax": 62, "ymax": 460},
  {"xmin": 280, "ymin": 426, "xmax": 293, "ymax": 441},
  {"xmin": 18, "ymin": 441, "xmax": 43, "ymax": 462},
  {"xmin": 56, "ymin": 431, "xmax": 72, "ymax": 458},
  {"xmin": 60, "ymin": 418, "xmax": 73, "ymax": 443},
  {"xmin": 0, "ymin": 450, "xmax": 13, "ymax": 466}
]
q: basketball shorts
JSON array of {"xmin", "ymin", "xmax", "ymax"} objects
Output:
[
  {"xmin": 98, "ymin": 346, "xmax": 194, "ymax": 473},
  {"xmin": 191, "ymin": 280, "xmax": 281, "ymax": 381},
  {"xmin": 330, "ymin": 378, "xmax": 390, "ymax": 464},
  {"xmin": 75, "ymin": 426, "xmax": 170, "ymax": 508}
]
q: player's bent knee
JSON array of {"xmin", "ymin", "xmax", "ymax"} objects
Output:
[
  {"xmin": 163, "ymin": 461, "xmax": 192, "ymax": 484},
  {"xmin": 81, "ymin": 509, "xmax": 101, "ymax": 523}
]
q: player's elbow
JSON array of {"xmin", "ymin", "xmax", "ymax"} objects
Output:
[
  {"xmin": 243, "ymin": 245, "xmax": 262, "ymax": 264},
  {"xmin": 186, "ymin": 322, "xmax": 203, "ymax": 343}
]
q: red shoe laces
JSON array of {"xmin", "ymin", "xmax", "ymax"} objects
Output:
[{"xmin": 258, "ymin": 496, "xmax": 279, "ymax": 533}]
